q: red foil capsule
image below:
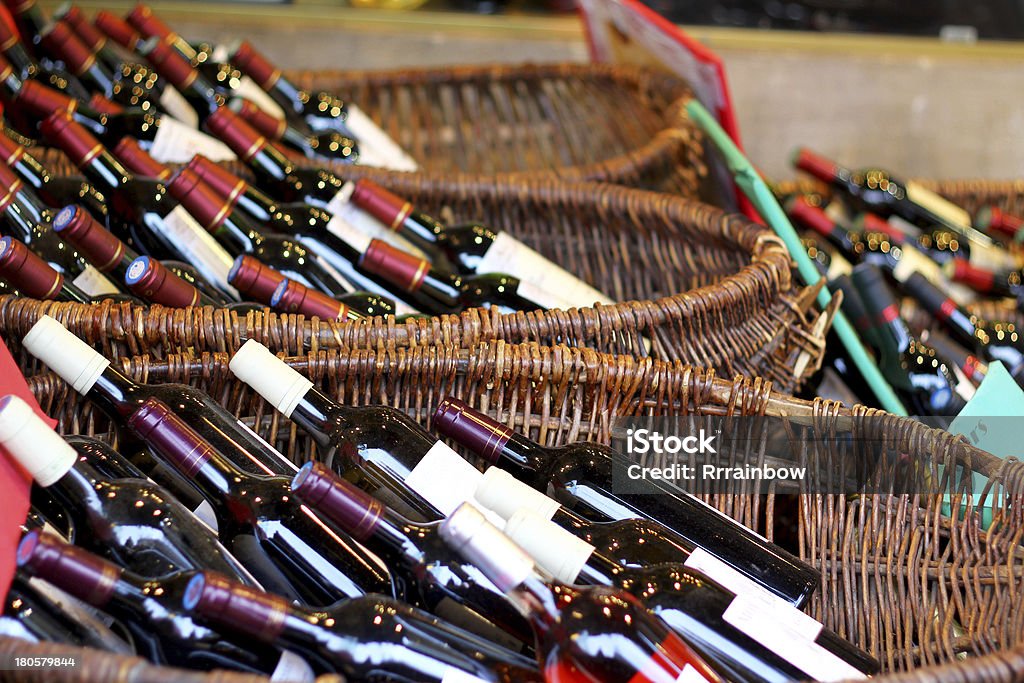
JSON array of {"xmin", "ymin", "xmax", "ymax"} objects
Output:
[
  {"xmin": 52, "ymin": 204, "xmax": 125, "ymax": 272},
  {"xmin": 270, "ymin": 278, "xmax": 348, "ymax": 321},
  {"xmin": 60, "ymin": 5, "xmax": 110, "ymax": 53},
  {"xmin": 182, "ymin": 572, "xmax": 290, "ymax": 641},
  {"xmin": 16, "ymin": 79, "xmax": 78, "ymax": 119},
  {"xmin": 0, "ymin": 236, "xmax": 64, "ymax": 300},
  {"xmin": 142, "ymin": 37, "xmax": 198, "ymax": 90},
  {"xmin": 125, "ymin": 255, "xmax": 202, "ymax": 308},
  {"xmin": 350, "ymin": 180, "xmax": 413, "ymax": 231},
  {"xmin": 228, "ymin": 254, "xmax": 285, "ymax": 304},
  {"xmin": 166, "ymin": 168, "xmax": 232, "ymax": 231},
  {"xmin": 17, "ymin": 532, "xmax": 121, "ymax": 607},
  {"xmin": 187, "ymin": 155, "xmax": 248, "ymax": 205},
  {"xmin": 233, "ymin": 99, "xmax": 287, "ymax": 142},
  {"xmin": 290, "ymin": 461, "xmax": 383, "ymax": 541},
  {"xmin": 89, "ymin": 94, "xmax": 125, "ymax": 115},
  {"xmin": 359, "ymin": 239, "xmax": 430, "ymax": 293},
  {"xmin": 39, "ymin": 112, "xmax": 105, "ymax": 167},
  {"xmin": 230, "ymin": 40, "xmax": 282, "ymax": 90},
  {"xmin": 205, "ymin": 107, "xmax": 269, "ymax": 162},
  {"xmin": 39, "ymin": 21, "xmax": 97, "ymax": 77},
  {"xmin": 113, "ymin": 137, "xmax": 172, "ymax": 181},
  {"xmin": 94, "ymin": 11, "xmax": 141, "ymax": 49}
]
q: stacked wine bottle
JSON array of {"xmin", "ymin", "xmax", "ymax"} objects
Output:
[
  {"xmin": 0, "ymin": 313, "xmax": 880, "ymax": 682},
  {"xmin": 0, "ymin": 0, "xmax": 615, "ymax": 319},
  {"xmin": 784, "ymin": 148, "xmax": 1024, "ymax": 414}
]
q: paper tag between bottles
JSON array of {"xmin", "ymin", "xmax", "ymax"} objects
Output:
[
  {"xmin": 191, "ymin": 499, "xmax": 219, "ymax": 533},
  {"xmin": 72, "ymin": 265, "xmax": 120, "ymax": 296},
  {"xmin": 159, "ymin": 87, "xmax": 200, "ymax": 129},
  {"xmin": 148, "ymin": 118, "xmax": 237, "ymax": 164},
  {"xmin": 905, "ymin": 182, "xmax": 972, "ymax": 230},
  {"xmin": 676, "ymin": 664, "xmax": 709, "ymax": 683},
  {"xmin": 345, "ymin": 105, "xmax": 419, "ymax": 172},
  {"xmin": 325, "ymin": 183, "xmax": 426, "ymax": 258},
  {"xmin": 475, "ymin": 232, "xmax": 614, "ymax": 310},
  {"xmin": 440, "ymin": 668, "xmax": 489, "ymax": 683},
  {"xmin": 404, "ymin": 441, "xmax": 505, "ymax": 527},
  {"xmin": 723, "ymin": 594, "xmax": 866, "ymax": 681},
  {"xmin": 160, "ymin": 205, "xmax": 239, "ymax": 297},
  {"xmin": 269, "ymin": 649, "xmax": 316, "ymax": 683}
]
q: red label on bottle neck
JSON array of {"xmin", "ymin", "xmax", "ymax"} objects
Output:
[
  {"xmin": 189, "ymin": 572, "xmax": 290, "ymax": 642},
  {"xmin": 55, "ymin": 205, "xmax": 125, "ymax": 272},
  {"xmin": 0, "ymin": 237, "xmax": 63, "ymax": 299},
  {"xmin": 292, "ymin": 462, "xmax": 383, "ymax": 541},
  {"xmin": 206, "ymin": 107, "xmax": 269, "ymax": 162},
  {"xmin": 235, "ymin": 100, "xmax": 287, "ymax": 141},
  {"xmin": 94, "ymin": 11, "xmax": 141, "ymax": 49},
  {"xmin": 951, "ymin": 259, "xmax": 995, "ymax": 293},
  {"xmin": 350, "ymin": 180, "xmax": 413, "ymax": 231},
  {"xmin": 937, "ymin": 298, "xmax": 957, "ymax": 323}
]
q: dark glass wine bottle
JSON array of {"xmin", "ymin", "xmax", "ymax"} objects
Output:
[
  {"xmin": 292, "ymin": 460, "xmax": 534, "ymax": 646},
  {"xmin": 851, "ymin": 263, "xmax": 966, "ymax": 417},
  {"xmin": 0, "ymin": 394, "xmax": 259, "ymax": 583},
  {"xmin": 503, "ymin": 507, "xmax": 878, "ymax": 682},
  {"xmin": 0, "ymin": 126, "xmax": 108, "ymax": 218},
  {"xmin": 925, "ymin": 329, "xmax": 988, "ymax": 387},
  {"xmin": 39, "ymin": 111, "xmax": 239, "ymax": 297},
  {"xmin": 903, "ymin": 272, "xmax": 1024, "ymax": 386},
  {"xmin": 269, "ymin": 278, "xmax": 364, "ymax": 321},
  {"xmin": 16, "ymin": 531, "xmax": 316, "ymax": 678},
  {"xmin": 39, "ymin": 21, "xmax": 126, "ymax": 103},
  {"xmin": 0, "ymin": 236, "xmax": 91, "ymax": 302},
  {"xmin": 166, "ymin": 167, "xmax": 354, "ymax": 297},
  {"xmin": 57, "ymin": 4, "xmax": 133, "ymax": 75},
  {"xmin": 229, "ymin": 338, "xmax": 461, "ymax": 522},
  {"xmin": 853, "ymin": 211, "xmax": 969, "ymax": 267},
  {"xmin": 0, "ymin": 5, "xmax": 91, "ymax": 101},
  {"xmin": 441, "ymin": 503, "xmax": 725, "ymax": 683},
  {"xmin": 231, "ymin": 97, "xmax": 357, "ymax": 163},
  {"xmin": 128, "ymin": 396, "xmax": 395, "ymax": 605},
  {"xmin": 125, "ymin": 256, "xmax": 226, "ymax": 308},
  {"xmin": 946, "ymin": 258, "xmax": 1024, "ymax": 311},
  {"xmin": 23, "ymin": 314, "xmax": 303, "ymax": 479},
  {"xmin": 185, "ymin": 569, "xmax": 541, "ymax": 682},
  {"xmin": 432, "ymin": 397, "xmax": 820, "ymax": 608},
  {"xmin": 975, "ymin": 206, "xmax": 1023, "ymax": 242},
  {"xmin": 124, "ymin": 3, "xmax": 197, "ymax": 59}
]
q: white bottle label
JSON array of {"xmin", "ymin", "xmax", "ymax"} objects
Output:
[
  {"xmin": 404, "ymin": 441, "xmax": 504, "ymax": 527},
  {"xmin": 71, "ymin": 265, "xmax": 120, "ymax": 296},
  {"xmin": 325, "ymin": 183, "xmax": 426, "ymax": 258},
  {"xmin": 676, "ymin": 664, "xmax": 711, "ymax": 683},
  {"xmin": 236, "ymin": 76, "xmax": 288, "ymax": 121},
  {"xmin": 159, "ymin": 86, "xmax": 200, "ymax": 129},
  {"xmin": 148, "ymin": 117, "xmax": 237, "ymax": 164},
  {"xmin": 236, "ymin": 419, "xmax": 299, "ymax": 473},
  {"xmin": 476, "ymin": 232, "xmax": 614, "ymax": 310},
  {"xmin": 191, "ymin": 499, "xmax": 219, "ymax": 533},
  {"xmin": 269, "ymin": 649, "xmax": 316, "ymax": 682},
  {"xmin": 891, "ymin": 243, "xmax": 975, "ymax": 306},
  {"xmin": 345, "ymin": 105, "xmax": 419, "ymax": 172},
  {"xmin": 440, "ymin": 668, "xmax": 489, "ymax": 683},
  {"xmin": 723, "ymin": 594, "xmax": 866, "ymax": 681},
  {"xmin": 160, "ymin": 205, "xmax": 239, "ymax": 298},
  {"xmin": 904, "ymin": 181, "xmax": 972, "ymax": 230}
]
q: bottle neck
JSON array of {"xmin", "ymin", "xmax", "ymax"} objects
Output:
[
  {"xmin": 904, "ymin": 274, "xmax": 979, "ymax": 348},
  {"xmin": 185, "ymin": 573, "xmax": 312, "ymax": 647},
  {"xmin": 88, "ymin": 365, "xmax": 142, "ymax": 418},
  {"xmin": 289, "ymin": 387, "xmax": 345, "ymax": 449},
  {"xmin": 3, "ymin": 43, "xmax": 38, "ymax": 78},
  {"xmin": 432, "ymin": 398, "xmax": 548, "ymax": 478},
  {"xmin": 80, "ymin": 150, "xmax": 135, "ymax": 194}
]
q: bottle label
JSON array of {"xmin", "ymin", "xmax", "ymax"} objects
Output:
[
  {"xmin": 149, "ymin": 117, "xmax": 237, "ymax": 164},
  {"xmin": 904, "ymin": 182, "xmax": 972, "ymax": 230},
  {"xmin": 891, "ymin": 243, "xmax": 976, "ymax": 305},
  {"xmin": 403, "ymin": 441, "xmax": 504, "ymax": 527},
  {"xmin": 191, "ymin": 499, "xmax": 219, "ymax": 533},
  {"xmin": 440, "ymin": 668, "xmax": 489, "ymax": 683},
  {"xmin": 345, "ymin": 104, "xmax": 419, "ymax": 172},
  {"xmin": 326, "ymin": 183, "xmax": 426, "ymax": 258},
  {"xmin": 158, "ymin": 86, "xmax": 200, "ymax": 129},
  {"xmin": 675, "ymin": 664, "xmax": 710, "ymax": 683},
  {"xmin": 475, "ymin": 232, "xmax": 614, "ymax": 310},
  {"xmin": 160, "ymin": 205, "xmax": 239, "ymax": 298},
  {"xmin": 71, "ymin": 265, "xmax": 120, "ymax": 296},
  {"xmin": 210, "ymin": 43, "xmax": 288, "ymax": 120},
  {"xmin": 269, "ymin": 649, "xmax": 315, "ymax": 683},
  {"xmin": 235, "ymin": 418, "xmax": 299, "ymax": 474},
  {"xmin": 723, "ymin": 594, "xmax": 866, "ymax": 681}
]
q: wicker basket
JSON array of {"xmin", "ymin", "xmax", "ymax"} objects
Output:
[
  {"xmin": 286, "ymin": 62, "xmax": 707, "ymax": 197},
  {"xmin": 2, "ymin": 161, "xmax": 832, "ymax": 392},
  {"xmin": 1, "ymin": 341, "xmax": 1018, "ymax": 682}
]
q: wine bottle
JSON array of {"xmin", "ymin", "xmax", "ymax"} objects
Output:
[
  {"xmin": 2, "ymin": 576, "xmax": 131, "ymax": 653},
  {"xmin": 166, "ymin": 167, "xmax": 355, "ymax": 297},
  {"xmin": 0, "ymin": 161, "xmax": 122, "ymax": 296},
  {"xmin": 0, "ymin": 4, "xmax": 91, "ymax": 101},
  {"xmin": 38, "ymin": 21, "xmax": 129, "ymax": 104},
  {"xmin": 124, "ymin": 3, "xmax": 196, "ymax": 59},
  {"xmin": 228, "ymin": 254, "xmax": 396, "ymax": 318},
  {"xmin": 852, "ymin": 264, "xmax": 966, "ymax": 417},
  {"xmin": 125, "ymin": 256, "xmax": 225, "ymax": 308},
  {"xmin": 433, "ymin": 396, "xmax": 819, "ymax": 608},
  {"xmin": 229, "ymin": 338, "xmax": 472, "ymax": 521},
  {"xmin": 853, "ymin": 211, "xmax": 968, "ymax": 267},
  {"xmin": 187, "ymin": 41, "xmax": 287, "ymax": 120},
  {"xmin": 791, "ymin": 148, "xmax": 1016, "ymax": 272},
  {"xmin": 129, "ymin": 396, "xmax": 395, "ymax": 605},
  {"xmin": 441, "ymin": 503, "xmax": 724, "ymax": 683},
  {"xmin": 269, "ymin": 278, "xmax": 363, "ymax": 321},
  {"xmin": 976, "ymin": 206, "xmax": 1024, "ymax": 242},
  {"xmin": 0, "ymin": 236, "xmax": 90, "ymax": 302},
  {"xmin": 111, "ymin": 136, "xmax": 172, "ymax": 180},
  {"xmin": 349, "ymin": 179, "xmax": 616, "ymax": 308},
  {"xmin": 184, "ymin": 570, "xmax": 541, "ymax": 682},
  {"xmin": 902, "ymin": 272, "xmax": 1024, "ymax": 386},
  {"xmin": 140, "ymin": 37, "xmax": 358, "ymax": 164},
  {"xmin": 39, "ymin": 111, "xmax": 239, "ymax": 297},
  {"xmin": 0, "ymin": 128, "xmax": 108, "ymax": 218},
  {"xmin": 0, "ymin": 395, "xmax": 260, "ymax": 583},
  {"xmin": 231, "ymin": 97, "xmax": 358, "ymax": 163},
  {"xmin": 23, "ymin": 314, "xmax": 303, "ymax": 479},
  {"xmin": 291, "ymin": 460, "xmax": 534, "ymax": 646},
  {"xmin": 17, "ymin": 531, "xmax": 316, "ymax": 679},
  {"xmin": 57, "ymin": 4, "xmax": 133, "ymax": 75},
  {"xmin": 228, "ymin": 39, "xmax": 419, "ymax": 170},
  {"xmin": 946, "ymin": 258, "xmax": 1024, "ymax": 311},
  {"xmin": 3, "ymin": 0, "xmax": 47, "ymax": 51}
]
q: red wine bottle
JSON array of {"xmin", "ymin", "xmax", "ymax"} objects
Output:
[
  {"xmin": 22, "ymin": 314, "xmax": 302, "ymax": 479},
  {"xmin": 16, "ymin": 532, "xmax": 315, "ymax": 678},
  {"xmin": 38, "ymin": 21, "xmax": 131, "ymax": 104},
  {"xmin": 441, "ymin": 503, "xmax": 724, "ymax": 683},
  {"xmin": 0, "ymin": 395, "xmax": 259, "ymax": 583},
  {"xmin": 852, "ymin": 264, "xmax": 966, "ymax": 417},
  {"xmin": 229, "ymin": 339, "xmax": 468, "ymax": 521},
  {"xmin": 228, "ymin": 253, "xmax": 395, "ymax": 318},
  {"xmin": 57, "ymin": 4, "xmax": 133, "ymax": 75},
  {"xmin": 975, "ymin": 206, "xmax": 1024, "ymax": 242},
  {"xmin": 0, "ymin": 129, "xmax": 108, "ymax": 218},
  {"xmin": 291, "ymin": 460, "xmax": 534, "ymax": 646},
  {"xmin": 0, "ymin": 5, "xmax": 91, "ymax": 101},
  {"xmin": 129, "ymin": 396, "xmax": 395, "ymax": 605},
  {"xmin": 0, "ymin": 236, "xmax": 91, "ymax": 302},
  {"xmin": 123, "ymin": 3, "xmax": 195, "ymax": 59},
  {"xmin": 231, "ymin": 97, "xmax": 357, "ymax": 163},
  {"xmin": 503, "ymin": 508, "xmax": 877, "ymax": 682},
  {"xmin": 2, "ymin": 0, "xmax": 46, "ymax": 51},
  {"xmin": 166, "ymin": 167, "xmax": 354, "ymax": 297},
  {"xmin": 433, "ymin": 397, "xmax": 819, "ymax": 608},
  {"xmin": 184, "ymin": 570, "xmax": 541, "ymax": 682},
  {"xmin": 125, "ymin": 255, "xmax": 232, "ymax": 308},
  {"xmin": 903, "ymin": 272, "xmax": 1024, "ymax": 386},
  {"xmin": 0, "ymin": 162, "xmax": 121, "ymax": 296},
  {"xmin": 853, "ymin": 211, "xmax": 970, "ymax": 267},
  {"xmin": 39, "ymin": 111, "xmax": 239, "ymax": 297},
  {"xmin": 946, "ymin": 258, "xmax": 1024, "ymax": 311},
  {"xmin": 269, "ymin": 278, "xmax": 364, "ymax": 321}
]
